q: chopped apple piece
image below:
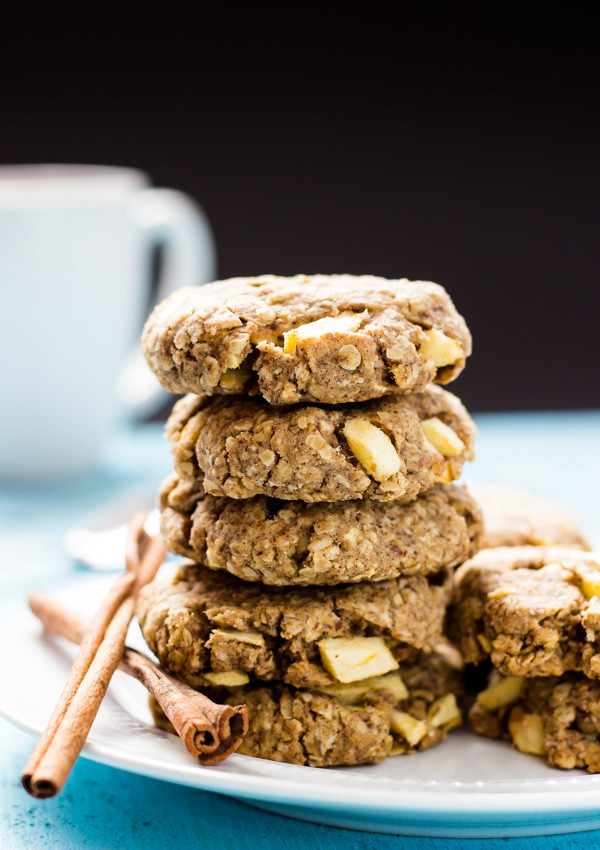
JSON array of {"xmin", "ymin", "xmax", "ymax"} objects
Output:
[
  {"xmin": 317, "ymin": 672, "xmax": 408, "ymax": 704},
  {"xmin": 436, "ymin": 461, "xmax": 454, "ymax": 484},
  {"xmin": 419, "ymin": 328, "xmax": 463, "ymax": 367},
  {"xmin": 487, "ymin": 586, "xmax": 516, "ymax": 599},
  {"xmin": 477, "ymin": 676, "xmax": 524, "ymax": 711},
  {"xmin": 219, "ymin": 367, "xmax": 247, "ymax": 390},
  {"xmin": 508, "ymin": 706, "xmax": 545, "ymax": 755},
  {"xmin": 421, "ymin": 417, "xmax": 465, "ymax": 457},
  {"xmin": 579, "ymin": 569, "xmax": 600, "ymax": 600},
  {"xmin": 477, "ymin": 633, "xmax": 492, "ymax": 653},
  {"xmin": 205, "ymin": 546, "xmax": 219, "ymax": 567},
  {"xmin": 212, "ymin": 629, "xmax": 265, "ymax": 646},
  {"xmin": 367, "ymin": 672, "xmax": 409, "ymax": 702},
  {"xmin": 283, "ymin": 312, "xmax": 363, "ymax": 354},
  {"xmin": 427, "ymin": 694, "xmax": 462, "ymax": 730},
  {"xmin": 389, "ymin": 709, "xmax": 428, "ymax": 746},
  {"xmin": 421, "ymin": 434, "xmax": 438, "ymax": 455},
  {"xmin": 179, "ymin": 411, "xmax": 205, "ymax": 445},
  {"xmin": 343, "ymin": 418, "xmax": 401, "ymax": 482},
  {"xmin": 204, "ymin": 669, "xmax": 250, "ymax": 687},
  {"xmin": 317, "ymin": 636, "xmax": 399, "ymax": 683}
]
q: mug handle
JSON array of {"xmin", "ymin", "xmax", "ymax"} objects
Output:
[{"xmin": 116, "ymin": 187, "xmax": 217, "ymax": 418}]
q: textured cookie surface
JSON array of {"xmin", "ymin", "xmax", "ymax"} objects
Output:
[
  {"xmin": 451, "ymin": 545, "xmax": 600, "ymax": 677},
  {"xmin": 136, "ymin": 562, "xmax": 452, "ymax": 690},
  {"xmin": 166, "ymin": 385, "xmax": 475, "ymax": 502},
  {"xmin": 160, "ymin": 475, "xmax": 483, "ymax": 585},
  {"xmin": 470, "ymin": 484, "xmax": 589, "ymax": 549},
  {"xmin": 469, "ymin": 670, "xmax": 600, "ymax": 773},
  {"xmin": 142, "ymin": 274, "xmax": 471, "ymax": 405},
  {"xmin": 150, "ymin": 649, "xmax": 463, "ymax": 766}
]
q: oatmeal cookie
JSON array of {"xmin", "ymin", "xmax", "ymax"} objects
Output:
[
  {"xmin": 159, "ymin": 475, "xmax": 483, "ymax": 585},
  {"xmin": 141, "ymin": 274, "xmax": 471, "ymax": 405},
  {"xmin": 469, "ymin": 669, "xmax": 600, "ymax": 773},
  {"xmin": 470, "ymin": 484, "xmax": 589, "ymax": 549},
  {"xmin": 166, "ymin": 386, "xmax": 475, "ymax": 502},
  {"xmin": 136, "ymin": 562, "xmax": 453, "ymax": 691},
  {"xmin": 451, "ymin": 545, "xmax": 600, "ymax": 677},
  {"xmin": 150, "ymin": 649, "xmax": 464, "ymax": 766}
]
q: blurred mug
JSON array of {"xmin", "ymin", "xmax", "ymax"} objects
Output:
[{"xmin": 0, "ymin": 164, "xmax": 216, "ymax": 481}]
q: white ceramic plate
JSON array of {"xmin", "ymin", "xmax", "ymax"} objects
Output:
[{"xmin": 3, "ymin": 573, "xmax": 600, "ymax": 839}]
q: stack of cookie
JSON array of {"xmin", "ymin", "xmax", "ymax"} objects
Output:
[{"xmin": 136, "ymin": 274, "xmax": 484, "ymax": 766}]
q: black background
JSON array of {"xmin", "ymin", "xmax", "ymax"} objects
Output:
[{"xmin": 2, "ymin": 11, "xmax": 598, "ymax": 413}]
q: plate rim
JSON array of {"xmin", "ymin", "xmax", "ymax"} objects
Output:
[
  {"xmin": 5, "ymin": 697, "xmax": 600, "ymax": 819},
  {"xmin": 4, "ymin": 576, "xmax": 600, "ymax": 831}
]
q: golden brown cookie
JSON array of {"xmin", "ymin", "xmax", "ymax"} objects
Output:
[
  {"xmin": 166, "ymin": 385, "xmax": 476, "ymax": 502},
  {"xmin": 451, "ymin": 545, "xmax": 600, "ymax": 678},
  {"xmin": 159, "ymin": 475, "xmax": 483, "ymax": 585},
  {"xmin": 470, "ymin": 484, "xmax": 589, "ymax": 549},
  {"xmin": 142, "ymin": 274, "xmax": 471, "ymax": 405},
  {"xmin": 149, "ymin": 648, "xmax": 464, "ymax": 766},
  {"xmin": 136, "ymin": 562, "xmax": 453, "ymax": 691},
  {"xmin": 469, "ymin": 669, "xmax": 600, "ymax": 773}
]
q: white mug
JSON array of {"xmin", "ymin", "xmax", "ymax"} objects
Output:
[{"xmin": 0, "ymin": 164, "xmax": 216, "ymax": 481}]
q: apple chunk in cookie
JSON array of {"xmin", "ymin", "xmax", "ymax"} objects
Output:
[
  {"xmin": 342, "ymin": 419, "xmax": 402, "ymax": 483},
  {"xmin": 317, "ymin": 636, "xmax": 399, "ymax": 683}
]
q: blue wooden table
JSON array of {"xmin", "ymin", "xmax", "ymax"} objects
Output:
[{"xmin": 1, "ymin": 412, "xmax": 599, "ymax": 849}]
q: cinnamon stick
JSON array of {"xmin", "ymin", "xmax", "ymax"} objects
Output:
[
  {"xmin": 22, "ymin": 514, "xmax": 166, "ymax": 798},
  {"xmin": 28, "ymin": 592, "xmax": 248, "ymax": 764}
]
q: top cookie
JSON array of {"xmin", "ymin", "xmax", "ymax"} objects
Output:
[{"xmin": 142, "ymin": 274, "xmax": 471, "ymax": 405}]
